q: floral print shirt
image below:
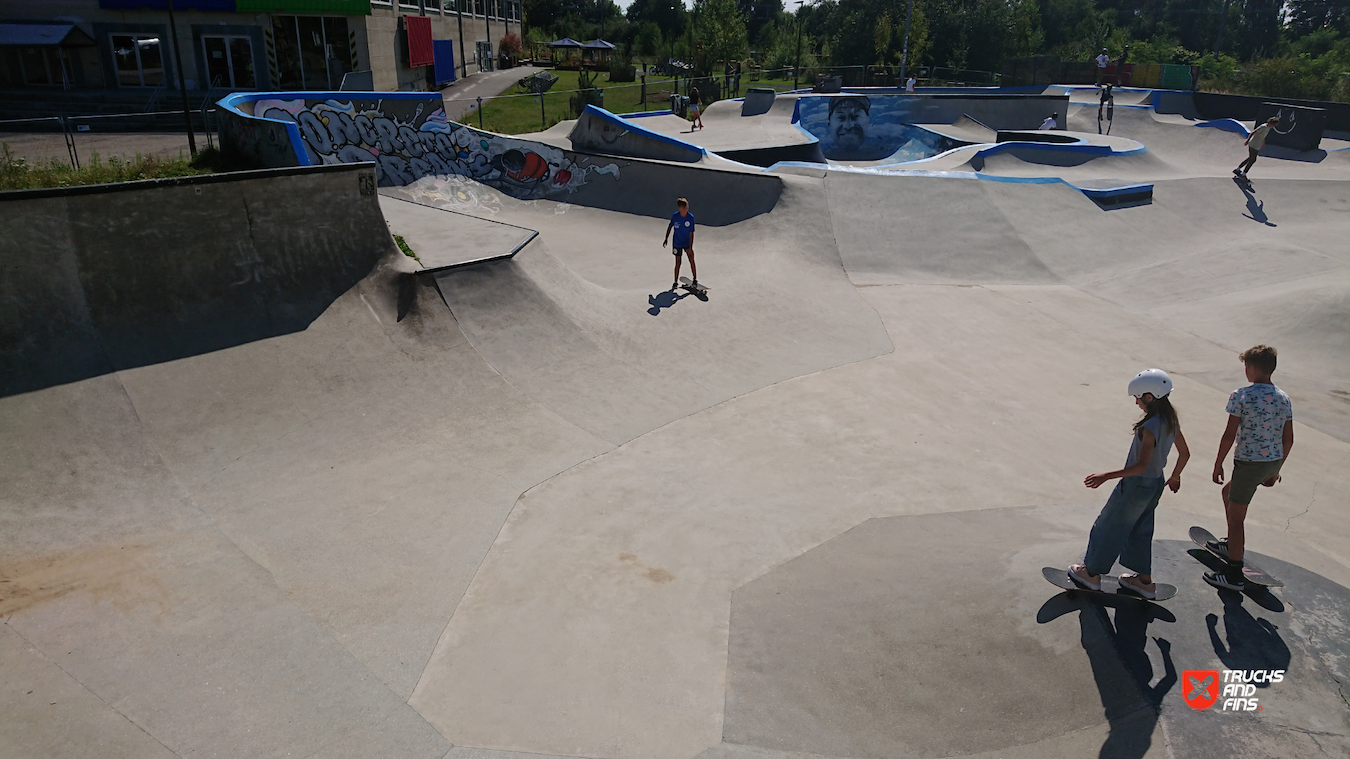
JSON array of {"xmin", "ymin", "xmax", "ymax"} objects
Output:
[{"xmin": 1225, "ymin": 383, "xmax": 1293, "ymax": 462}]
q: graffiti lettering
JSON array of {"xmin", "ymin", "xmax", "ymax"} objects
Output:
[{"xmin": 229, "ymin": 95, "xmax": 620, "ymax": 198}]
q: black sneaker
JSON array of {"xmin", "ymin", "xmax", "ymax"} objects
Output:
[
  {"xmin": 1206, "ymin": 538, "xmax": 1230, "ymax": 559},
  {"xmin": 1204, "ymin": 571, "xmax": 1244, "ymax": 591},
  {"xmin": 672, "ymin": 282, "xmax": 679, "ymax": 290},
  {"xmin": 1233, "ymin": 168, "xmax": 1242, "ymax": 176}
]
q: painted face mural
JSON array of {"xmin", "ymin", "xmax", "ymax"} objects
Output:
[
  {"xmin": 244, "ymin": 97, "xmax": 619, "ymax": 198},
  {"xmin": 796, "ymin": 95, "xmax": 964, "ymax": 164},
  {"xmin": 827, "ymin": 96, "xmax": 871, "ymax": 156}
]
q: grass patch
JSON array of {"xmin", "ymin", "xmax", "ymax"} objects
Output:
[
  {"xmin": 471, "ymin": 70, "xmax": 686, "ymax": 135},
  {"xmin": 1, "ymin": 142, "xmax": 217, "ymax": 191},
  {"xmin": 393, "ymin": 234, "xmax": 421, "ymax": 263}
]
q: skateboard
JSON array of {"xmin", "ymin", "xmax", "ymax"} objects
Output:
[
  {"xmin": 1042, "ymin": 567, "xmax": 1178, "ymax": 601},
  {"xmin": 1188, "ymin": 526, "xmax": 1283, "ymax": 587},
  {"xmin": 679, "ymin": 276, "xmax": 708, "ymax": 296},
  {"xmin": 1233, "ymin": 173, "xmax": 1254, "ymax": 192}
]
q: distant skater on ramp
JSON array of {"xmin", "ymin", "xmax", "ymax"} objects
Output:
[
  {"xmin": 1098, "ymin": 84, "xmax": 1114, "ymax": 134},
  {"xmin": 1235, "ymin": 116, "xmax": 1280, "ymax": 184},
  {"xmin": 663, "ymin": 197, "xmax": 702, "ymax": 294}
]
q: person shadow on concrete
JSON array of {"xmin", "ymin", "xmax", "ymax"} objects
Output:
[
  {"xmin": 1206, "ymin": 592, "xmax": 1291, "ymax": 682},
  {"xmin": 647, "ymin": 289, "xmax": 694, "ymax": 315},
  {"xmin": 1039, "ymin": 594, "xmax": 1176, "ymax": 759},
  {"xmin": 1237, "ymin": 182, "xmax": 1277, "ymax": 227}
]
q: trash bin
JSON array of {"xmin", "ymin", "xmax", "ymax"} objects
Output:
[{"xmin": 670, "ymin": 94, "xmax": 688, "ymax": 117}]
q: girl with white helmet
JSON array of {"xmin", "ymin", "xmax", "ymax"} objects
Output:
[{"xmin": 1067, "ymin": 369, "xmax": 1191, "ymax": 599}]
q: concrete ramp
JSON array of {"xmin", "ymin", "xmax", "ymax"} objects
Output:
[
  {"xmin": 0, "ymin": 164, "xmax": 387, "ymax": 397},
  {"xmin": 741, "ymin": 88, "xmax": 776, "ymax": 116},
  {"xmin": 567, "ymin": 105, "xmax": 705, "ymax": 163},
  {"xmin": 379, "ymin": 194, "xmax": 537, "ymax": 271}
]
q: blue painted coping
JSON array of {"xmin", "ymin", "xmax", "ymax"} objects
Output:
[
  {"xmin": 1195, "ymin": 118, "xmax": 1249, "ymax": 137},
  {"xmin": 579, "ymin": 104, "xmax": 706, "ymax": 157},
  {"xmin": 763, "ymin": 161, "xmax": 1152, "ymax": 204},
  {"xmin": 615, "ymin": 109, "xmax": 674, "ymax": 118},
  {"xmin": 218, "ymin": 90, "xmax": 448, "ymax": 167}
]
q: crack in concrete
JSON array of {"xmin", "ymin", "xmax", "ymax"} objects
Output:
[{"xmin": 3, "ymin": 619, "xmax": 183, "ymax": 758}]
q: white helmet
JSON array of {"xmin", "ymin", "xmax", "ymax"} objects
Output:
[{"xmin": 1128, "ymin": 368, "xmax": 1173, "ymax": 399}]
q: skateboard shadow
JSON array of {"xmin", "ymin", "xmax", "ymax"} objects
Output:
[
  {"xmin": 1038, "ymin": 594, "xmax": 1176, "ymax": 759},
  {"xmin": 647, "ymin": 289, "xmax": 695, "ymax": 315},
  {"xmin": 1185, "ymin": 549, "xmax": 1286, "ymax": 612},
  {"xmin": 1236, "ymin": 180, "xmax": 1277, "ymax": 226},
  {"xmin": 1205, "ymin": 594, "xmax": 1291, "ymax": 681}
]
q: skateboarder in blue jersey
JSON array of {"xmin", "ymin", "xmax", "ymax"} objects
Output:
[
  {"xmin": 1069, "ymin": 369, "xmax": 1191, "ymax": 599},
  {"xmin": 662, "ymin": 197, "xmax": 697, "ymax": 290}
]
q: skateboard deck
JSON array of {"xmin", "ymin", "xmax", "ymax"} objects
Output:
[
  {"xmin": 1233, "ymin": 174, "xmax": 1254, "ymax": 191},
  {"xmin": 1041, "ymin": 567, "xmax": 1178, "ymax": 601},
  {"xmin": 1188, "ymin": 526, "xmax": 1283, "ymax": 587},
  {"xmin": 679, "ymin": 276, "xmax": 708, "ymax": 296}
]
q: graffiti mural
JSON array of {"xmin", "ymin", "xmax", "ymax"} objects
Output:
[
  {"xmin": 795, "ymin": 95, "xmax": 963, "ymax": 163},
  {"xmin": 229, "ymin": 94, "xmax": 620, "ymax": 197}
]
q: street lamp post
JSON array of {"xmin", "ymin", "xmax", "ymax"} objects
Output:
[
  {"xmin": 899, "ymin": 0, "xmax": 914, "ymax": 85},
  {"xmin": 166, "ymin": 0, "xmax": 196, "ymax": 155},
  {"xmin": 793, "ymin": 1, "xmax": 803, "ymax": 91}
]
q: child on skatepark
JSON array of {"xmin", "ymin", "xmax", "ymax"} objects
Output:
[
  {"xmin": 689, "ymin": 86, "xmax": 704, "ymax": 130},
  {"xmin": 1235, "ymin": 116, "xmax": 1279, "ymax": 178},
  {"xmin": 1069, "ymin": 369, "xmax": 1190, "ymax": 599},
  {"xmin": 662, "ymin": 197, "xmax": 697, "ymax": 290},
  {"xmin": 1206, "ymin": 345, "xmax": 1294, "ymax": 591}
]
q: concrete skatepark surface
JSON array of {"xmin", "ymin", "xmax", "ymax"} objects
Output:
[{"xmin": 2, "ymin": 89, "xmax": 1348, "ymax": 759}]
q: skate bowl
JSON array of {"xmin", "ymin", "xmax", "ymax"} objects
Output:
[
  {"xmin": 0, "ymin": 163, "xmax": 387, "ymax": 397},
  {"xmin": 3, "ymin": 82, "xmax": 1348, "ymax": 759}
]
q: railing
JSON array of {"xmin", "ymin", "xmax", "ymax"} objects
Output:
[{"xmin": 0, "ymin": 110, "xmax": 215, "ymax": 169}]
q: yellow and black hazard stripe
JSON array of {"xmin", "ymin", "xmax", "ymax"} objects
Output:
[
  {"xmin": 264, "ymin": 26, "xmax": 279, "ymax": 86},
  {"xmin": 349, "ymin": 30, "xmax": 359, "ymax": 71}
]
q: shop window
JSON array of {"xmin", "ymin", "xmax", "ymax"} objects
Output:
[
  {"xmin": 426, "ymin": 0, "xmax": 442, "ymax": 11},
  {"xmin": 111, "ymin": 33, "xmax": 164, "ymax": 87},
  {"xmin": 272, "ymin": 16, "xmax": 350, "ymax": 90}
]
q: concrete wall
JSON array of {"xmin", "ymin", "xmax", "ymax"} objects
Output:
[{"xmin": 0, "ymin": 163, "xmax": 388, "ymax": 397}]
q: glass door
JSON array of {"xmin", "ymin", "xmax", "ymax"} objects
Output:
[
  {"xmin": 203, "ymin": 36, "xmax": 256, "ymax": 89},
  {"xmin": 111, "ymin": 33, "xmax": 164, "ymax": 87}
]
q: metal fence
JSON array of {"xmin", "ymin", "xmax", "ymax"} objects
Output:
[{"xmin": 0, "ymin": 108, "xmax": 219, "ymax": 169}]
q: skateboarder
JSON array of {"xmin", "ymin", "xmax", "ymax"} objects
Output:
[
  {"xmin": 1235, "ymin": 116, "xmax": 1279, "ymax": 178},
  {"xmin": 662, "ymin": 197, "xmax": 697, "ymax": 290},
  {"xmin": 1206, "ymin": 345, "xmax": 1294, "ymax": 590},
  {"xmin": 905, "ymin": 75, "xmax": 916, "ymax": 93},
  {"xmin": 1039, "ymin": 112, "xmax": 1058, "ymax": 130},
  {"xmin": 1098, "ymin": 84, "xmax": 1114, "ymax": 134},
  {"xmin": 689, "ymin": 86, "xmax": 704, "ymax": 130},
  {"xmin": 1069, "ymin": 369, "xmax": 1190, "ymax": 599}
]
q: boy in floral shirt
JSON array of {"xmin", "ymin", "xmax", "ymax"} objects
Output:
[{"xmin": 1207, "ymin": 345, "xmax": 1294, "ymax": 590}]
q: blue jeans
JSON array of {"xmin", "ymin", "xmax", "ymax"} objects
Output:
[{"xmin": 1084, "ymin": 476, "xmax": 1165, "ymax": 576}]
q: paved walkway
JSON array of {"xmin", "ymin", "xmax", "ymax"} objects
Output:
[{"xmin": 439, "ymin": 64, "xmax": 547, "ymax": 124}]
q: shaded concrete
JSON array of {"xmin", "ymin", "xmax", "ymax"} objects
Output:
[{"xmin": 726, "ymin": 506, "xmax": 1348, "ymax": 759}]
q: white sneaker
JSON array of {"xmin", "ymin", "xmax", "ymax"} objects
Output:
[
  {"xmin": 1119, "ymin": 574, "xmax": 1157, "ymax": 599},
  {"xmin": 1068, "ymin": 564, "xmax": 1101, "ymax": 591}
]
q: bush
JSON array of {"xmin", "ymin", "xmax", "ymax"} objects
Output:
[{"xmin": 570, "ymin": 69, "xmax": 605, "ymax": 116}]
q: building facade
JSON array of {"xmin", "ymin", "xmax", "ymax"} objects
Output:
[{"xmin": 0, "ymin": 0, "xmax": 522, "ymax": 102}]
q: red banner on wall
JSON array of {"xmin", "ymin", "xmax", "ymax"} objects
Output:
[{"xmin": 405, "ymin": 15, "xmax": 433, "ymax": 68}]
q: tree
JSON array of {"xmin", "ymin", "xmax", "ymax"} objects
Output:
[{"xmin": 695, "ymin": 0, "xmax": 750, "ymax": 74}]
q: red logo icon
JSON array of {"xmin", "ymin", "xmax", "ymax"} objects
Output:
[{"xmin": 1183, "ymin": 670, "xmax": 1220, "ymax": 710}]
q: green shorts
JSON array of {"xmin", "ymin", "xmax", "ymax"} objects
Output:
[{"xmin": 1229, "ymin": 459, "xmax": 1284, "ymax": 506}]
